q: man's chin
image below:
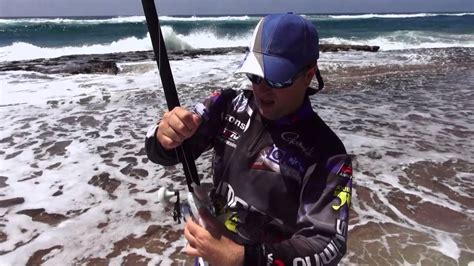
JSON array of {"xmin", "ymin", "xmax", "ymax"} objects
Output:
[{"xmin": 258, "ymin": 107, "xmax": 279, "ymax": 120}]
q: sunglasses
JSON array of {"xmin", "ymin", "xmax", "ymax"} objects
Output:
[{"xmin": 246, "ymin": 66, "xmax": 311, "ymax": 89}]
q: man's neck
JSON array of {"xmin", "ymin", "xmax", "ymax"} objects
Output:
[{"xmin": 264, "ymin": 97, "xmax": 314, "ymax": 126}]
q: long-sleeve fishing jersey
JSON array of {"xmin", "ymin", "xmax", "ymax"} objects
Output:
[{"xmin": 145, "ymin": 89, "xmax": 353, "ymax": 266}]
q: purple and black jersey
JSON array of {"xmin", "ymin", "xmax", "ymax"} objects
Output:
[{"xmin": 145, "ymin": 89, "xmax": 353, "ymax": 266}]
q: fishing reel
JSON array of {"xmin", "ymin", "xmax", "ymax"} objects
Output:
[{"xmin": 157, "ymin": 185, "xmax": 214, "ymax": 225}]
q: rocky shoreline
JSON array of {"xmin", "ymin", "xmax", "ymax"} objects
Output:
[{"xmin": 0, "ymin": 44, "xmax": 379, "ymax": 75}]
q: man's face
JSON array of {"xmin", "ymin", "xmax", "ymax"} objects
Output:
[{"xmin": 251, "ymin": 67, "xmax": 315, "ymax": 120}]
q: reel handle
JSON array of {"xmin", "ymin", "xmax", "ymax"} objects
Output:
[{"xmin": 157, "ymin": 187, "xmax": 176, "ymax": 203}]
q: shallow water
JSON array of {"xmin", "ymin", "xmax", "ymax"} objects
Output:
[{"xmin": 0, "ymin": 47, "xmax": 473, "ymax": 265}]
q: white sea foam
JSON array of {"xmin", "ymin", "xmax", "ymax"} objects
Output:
[
  {"xmin": 0, "ymin": 53, "xmax": 243, "ymax": 106},
  {"xmin": 0, "ymin": 15, "xmax": 257, "ymax": 25},
  {"xmin": 433, "ymin": 233, "xmax": 461, "ymax": 261},
  {"xmin": 0, "ymin": 16, "xmax": 146, "ymax": 25},
  {"xmin": 2, "ymin": 13, "xmax": 470, "ymax": 25},
  {"xmin": 322, "ymin": 31, "xmax": 474, "ymax": 51},
  {"xmin": 1, "ymin": 30, "xmax": 472, "ymax": 62},
  {"xmin": 0, "ymin": 54, "xmax": 242, "ymax": 264},
  {"xmin": 326, "ymin": 12, "xmax": 474, "ymax": 20},
  {"xmin": 177, "ymin": 29, "xmax": 251, "ymax": 49},
  {"xmin": 0, "ymin": 48, "xmax": 472, "ymax": 264},
  {"xmin": 160, "ymin": 15, "xmax": 257, "ymax": 21},
  {"xmin": 0, "ymin": 26, "xmax": 251, "ymax": 62},
  {"xmin": 0, "ymin": 36, "xmax": 152, "ymax": 62}
]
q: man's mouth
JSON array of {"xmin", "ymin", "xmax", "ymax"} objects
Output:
[{"xmin": 258, "ymin": 98, "xmax": 275, "ymax": 107}]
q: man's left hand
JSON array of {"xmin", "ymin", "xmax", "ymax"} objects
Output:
[{"xmin": 184, "ymin": 210, "xmax": 244, "ymax": 266}]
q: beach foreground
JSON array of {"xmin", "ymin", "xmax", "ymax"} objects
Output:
[{"xmin": 1, "ymin": 46, "xmax": 473, "ymax": 265}]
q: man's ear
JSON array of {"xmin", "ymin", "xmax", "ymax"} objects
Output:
[{"xmin": 304, "ymin": 66, "xmax": 316, "ymax": 85}]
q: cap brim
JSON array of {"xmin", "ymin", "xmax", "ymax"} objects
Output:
[
  {"xmin": 235, "ymin": 51, "xmax": 299, "ymax": 83},
  {"xmin": 234, "ymin": 51, "xmax": 264, "ymax": 77}
]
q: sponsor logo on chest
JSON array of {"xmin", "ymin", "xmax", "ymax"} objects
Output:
[
  {"xmin": 281, "ymin": 132, "xmax": 314, "ymax": 157},
  {"xmin": 218, "ymin": 114, "xmax": 250, "ymax": 148}
]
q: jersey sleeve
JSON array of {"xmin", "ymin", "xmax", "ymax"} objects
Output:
[
  {"xmin": 144, "ymin": 89, "xmax": 236, "ymax": 166},
  {"xmin": 245, "ymin": 154, "xmax": 353, "ymax": 266}
]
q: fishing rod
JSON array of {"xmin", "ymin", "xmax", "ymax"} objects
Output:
[
  {"xmin": 141, "ymin": 0, "xmax": 200, "ymax": 191},
  {"xmin": 141, "ymin": 5, "xmax": 214, "ymax": 265}
]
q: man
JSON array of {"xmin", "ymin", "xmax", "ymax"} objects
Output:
[{"xmin": 145, "ymin": 13, "xmax": 353, "ymax": 266}]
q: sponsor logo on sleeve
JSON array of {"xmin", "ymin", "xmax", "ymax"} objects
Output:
[
  {"xmin": 274, "ymin": 259, "xmax": 285, "ymax": 266},
  {"xmin": 267, "ymin": 253, "xmax": 274, "ymax": 265},
  {"xmin": 332, "ymin": 185, "xmax": 351, "ymax": 211},
  {"xmin": 336, "ymin": 164, "xmax": 352, "ymax": 179},
  {"xmin": 231, "ymin": 92, "xmax": 249, "ymax": 113},
  {"xmin": 210, "ymin": 90, "xmax": 221, "ymax": 97},
  {"xmin": 292, "ymin": 219, "xmax": 347, "ymax": 266}
]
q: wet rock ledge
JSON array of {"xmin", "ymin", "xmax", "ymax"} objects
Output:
[{"xmin": 0, "ymin": 44, "xmax": 379, "ymax": 75}]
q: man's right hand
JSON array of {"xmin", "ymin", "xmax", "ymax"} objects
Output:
[{"xmin": 156, "ymin": 106, "xmax": 202, "ymax": 150}]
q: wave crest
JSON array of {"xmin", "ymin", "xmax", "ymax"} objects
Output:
[{"xmin": 326, "ymin": 12, "xmax": 474, "ymax": 20}]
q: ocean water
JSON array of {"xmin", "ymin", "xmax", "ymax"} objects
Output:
[
  {"xmin": 1, "ymin": 13, "xmax": 474, "ymax": 61},
  {"xmin": 0, "ymin": 13, "xmax": 473, "ymax": 265}
]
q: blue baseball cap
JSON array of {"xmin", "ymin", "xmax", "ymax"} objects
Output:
[{"xmin": 236, "ymin": 13, "xmax": 320, "ymax": 85}]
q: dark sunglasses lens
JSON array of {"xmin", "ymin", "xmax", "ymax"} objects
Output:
[
  {"xmin": 266, "ymin": 78, "xmax": 293, "ymax": 89},
  {"xmin": 246, "ymin": 74, "xmax": 262, "ymax": 84},
  {"xmin": 246, "ymin": 74, "xmax": 293, "ymax": 88}
]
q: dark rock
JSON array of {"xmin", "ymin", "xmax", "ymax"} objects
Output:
[
  {"xmin": 77, "ymin": 116, "xmax": 100, "ymax": 127},
  {"xmin": 84, "ymin": 258, "xmax": 109, "ymax": 265},
  {"xmin": 119, "ymin": 157, "xmax": 138, "ymax": 165},
  {"xmin": 134, "ymin": 199, "xmax": 147, "ymax": 206},
  {"xmin": 85, "ymin": 131, "xmax": 100, "ymax": 138},
  {"xmin": 0, "ymin": 197, "xmax": 25, "ymax": 208},
  {"xmin": 134, "ymin": 211, "xmax": 151, "ymax": 221},
  {"xmin": 5, "ymin": 151, "xmax": 22, "ymax": 160},
  {"xmin": 0, "ymin": 233, "xmax": 41, "ymax": 256},
  {"xmin": 18, "ymin": 176, "xmax": 38, "ymax": 182},
  {"xmin": 99, "ymin": 152, "xmax": 114, "ymax": 159},
  {"xmin": 65, "ymin": 208, "xmax": 89, "ymax": 216},
  {"xmin": 46, "ymin": 140, "xmax": 73, "ymax": 156},
  {"xmin": 46, "ymin": 162, "xmax": 61, "ymax": 170},
  {"xmin": 46, "ymin": 100, "xmax": 60, "ymax": 108},
  {"xmin": 78, "ymin": 96, "xmax": 95, "ymax": 104},
  {"xmin": 129, "ymin": 188, "xmax": 142, "ymax": 194},
  {"xmin": 88, "ymin": 172, "xmax": 121, "ymax": 194},
  {"xmin": 15, "ymin": 140, "xmax": 39, "ymax": 149},
  {"xmin": 18, "ymin": 207, "xmax": 46, "ymax": 217},
  {"xmin": 105, "ymin": 224, "xmax": 177, "ymax": 258},
  {"xmin": 0, "ymin": 44, "xmax": 379, "ymax": 75},
  {"xmin": 0, "ymin": 136, "xmax": 13, "ymax": 144},
  {"xmin": 320, "ymin": 44, "xmax": 379, "ymax": 52},
  {"xmin": 33, "ymin": 171, "xmax": 43, "ymax": 177},
  {"xmin": 121, "ymin": 253, "xmax": 150, "ymax": 265},
  {"xmin": 26, "ymin": 245, "xmax": 63, "ymax": 266},
  {"xmin": 120, "ymin": 165, "xmax": 149, "ymax": 179},
  {"xmin": 0, "ymin": 176, "xmax": 8, "ymax": 188},
  {"xmin": 59, "ymin": 116, "xmax": 77, "ymax": 125},
  {"xmin": 17, "ymin": 208, "xmax": 68, "ymax": 226},
  {"xmin": 0, "ymin": 231, "xmax": 7, "ymax": 243}
]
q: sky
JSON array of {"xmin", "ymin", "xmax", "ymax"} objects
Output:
[{"xmin": 0, "ymin": 0, "xmax": 473, "ymax": 17}]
